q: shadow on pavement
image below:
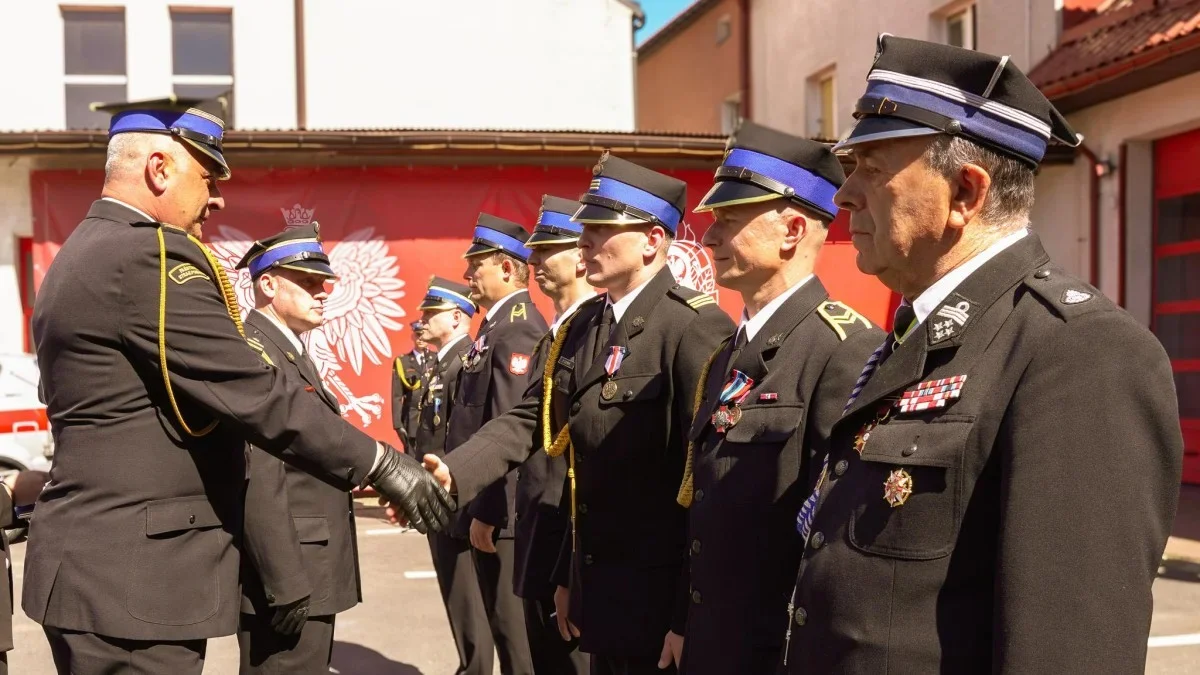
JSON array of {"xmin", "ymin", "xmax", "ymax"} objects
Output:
[{"xmin": 331, "ymin": 641, "xmax": 425, "ymax": 675}]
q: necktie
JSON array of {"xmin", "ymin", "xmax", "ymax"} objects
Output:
[
  {"xmin": 843, "ymin": 302, "xmax": 917, "ymax": 414},
  {"xmin": 592, "ymin": 304, "xmax": 615, "ymax": 363},
  {"xmin": 724, "ymin": 327, "xmax": 748, "ymax": 378}
]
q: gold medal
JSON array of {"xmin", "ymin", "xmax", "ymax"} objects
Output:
[
  {"xmin": 601, "ymin": 380, "xmax": 619, "ymax": 401},
  {"xmin": 883, "ymin": 468, "xmax": 913, "ymax": 507},
  {"xmin": 433, "ymin": 414, "xmax": 441, "ymax": 427}
]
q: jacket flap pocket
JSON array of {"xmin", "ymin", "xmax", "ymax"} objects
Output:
[
  {"xmin": 724, "ymin": 404, "xmax": 802, "ymax": 444},
  {"xmin": 145, "ymin": 496, "xmax": 220, "ymax": 536},
  {"xmin": 602, "ymin": 373, "xmax": 664, "ymax": 405},
  {"xmin": 293, "ymin": 516, "xmax": 331, "ymax": 543},
  {"xmin": 858, "ymin": 416, "xmax": 973, "ymax": 468}
]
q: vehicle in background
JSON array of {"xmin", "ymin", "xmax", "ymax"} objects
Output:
[{"xmin": 0, "ymin": 354, "xmax": 53, "ymax": 543}]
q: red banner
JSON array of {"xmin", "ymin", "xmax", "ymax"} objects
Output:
[{"xmin": 31, "ymin": 165, "xmax": 892, "ymax": 442}]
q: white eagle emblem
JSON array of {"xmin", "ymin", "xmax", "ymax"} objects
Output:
[
  {"xmin": 509, "ymin": 353, "xmax": 530, "ymax": 376},
  {"xmin": 667, "ymin": 223, "xmax": 718, "ymax": 300},
  {"xmin": 208, "ymin": 224, "xmax": 407, "ymax": 427}
]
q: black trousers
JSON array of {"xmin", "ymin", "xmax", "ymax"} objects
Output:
[
  {"xmin": 44, "ymin": 626, "xmax": 206, "ymax": 675},
  {"xmin": 430, "ymin": 531, "xmax": 493, "ymax": 675},
  {"xmin": 521, "ymin": 594, "xmax": 589, "ymax": 675},
  {"xmin": 472, "ymin": 539, "xmax": 533, "ymax": 675},
  {"xmin": 237, "ymin": 612, "xmax": 335, "ymax": 674},
  {"xmin": 591, "ymin": 652, "xmax": 677, "ymax": 675}
]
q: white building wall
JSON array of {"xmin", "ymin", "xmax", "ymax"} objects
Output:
[
  {"xmin": 302, "ymin": 0, "xmax": 635, "ymax": 131},
  {"xmin": 0, "ymin": 0, "xmax": 635, "ymax": 133},
  {"xmin": 0, "ymin": 159, "xmax": 33, "ymax": 353},
  {"xmin": 0, "ymin": 0, "xmax": 297, "ymax": 132},
  {"xmin": 750, "ymin": 0, "xmax": 1059, "ymax": 140}
]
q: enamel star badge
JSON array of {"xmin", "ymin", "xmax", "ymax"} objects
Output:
[{"xmin": 883, "ymin": 468, "xmax": 913, "ymax": 508}]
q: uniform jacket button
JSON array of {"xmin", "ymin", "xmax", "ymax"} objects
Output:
[
  {"xmin": 571, "ymin": 401, "xmax": 581, "ymax": 414},
  {"xmin": 691, "ymin": 539, "xmax": 701, "ymax": 555},
  {"xmin": 1034, "ymin": 269, "xmax": 1051, "ymax": 279},
  {"xmin": 902, "ymin": 444, "xmax": 917, "ymax": 457},
  {"xmin": 694, "ymin": 489, "xmax": 705, "ymax": 503},
  {"xmin": 691, "ymin": 590, "xmax": 702, "ymax": 604},
  {"xmin": 266, "ymin": 593, "xmax": 276, "ymax": 604},
  {"xmin": 794, "ymin": 607, "xmax": 807, "ymax": 626},
  {"xmin": 811, "ymin": 532, "xmax": 824, "ymax": 549},
  {"xmin": 188, "ymin": 514, "xmax": 195, "ymax": 525},
  {"xmin": 834, "ymin": 459, "xmax": 848, "ymax": 476},
  {"xmin": 578, "ymin": 504, "xmax": 588, "ymax": 514},
  {"xmin": 584, "ymin": 554, "xmax": 594, "ymax": 566},
  {"xmin": 623, "ymin": 390, "xmax": 633, "ymax": 400}
]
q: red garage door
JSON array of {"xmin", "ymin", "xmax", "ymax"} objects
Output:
[{"xmin": 1154, "ymin": 127, "xmax": 1200, "ymax": 485}]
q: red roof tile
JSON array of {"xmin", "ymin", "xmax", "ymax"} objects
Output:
[{"xmin": 1030, "ymin": 0, "xmax": 1200, "ymax": 98}]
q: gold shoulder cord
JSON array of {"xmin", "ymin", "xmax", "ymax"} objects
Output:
[
  {"xmin": 541, "ymin": 311, "xmax": 580, "ymax": 550},
  {"xmin": 395, "ymin": 358, "xmax": 420, "ymax": 390},
  {"xmin": 156, "ymin": 227, "xmax": 244, "ymax": 437},
  {"xmin": 676, "ymin": 339, "xmax": 730, "ymax": 508}
]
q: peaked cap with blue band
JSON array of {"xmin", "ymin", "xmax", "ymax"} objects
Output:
[
  {"xmin": 573, "ymin": 153, "xmax": 687, "ymax": 235},
  {"xmin": 834, "ymin": 35, "xmax": 1081, "ymax": 167},
  {"xmin": 463, "ymin": 213, "xmax": 534, "ymax": 262},
  {"xmin": 235, "ymin": 223, "xmax": 337, "ymax": 279},
  {"xmin": 93, "ymin": 97, "xmax": 231, "ymax": 180},
  {"xmin": 418, "ymin": 276, "xmax": 477, "ymax": 317},
  {"xmin": 527, "ymin": 195, "xmax": 585, "ymax": 247},
  {"xmin": 695, "ymin": 121, "xmax": 845, "ymax": 220}
]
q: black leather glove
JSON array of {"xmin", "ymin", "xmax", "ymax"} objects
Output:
[
  {"xmin": 271, "ymin": 595, "xmax": 310, "ymax": 635},
  {"xmin": 368, "ymin": 444, "xmax": 455, "ymax": 534}
]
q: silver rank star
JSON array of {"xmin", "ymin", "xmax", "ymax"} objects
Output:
[{"xmin": 933, "ymin": 319, "xmax": 955, "ymax": 341}]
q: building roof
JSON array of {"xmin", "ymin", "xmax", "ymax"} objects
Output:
[
  {"xmin": 0, "ymin": 127, "xmax": 728, "ymax": 164},
  {"xmin": 637, "ymin": 0, "xmax": 725, "ymax": 58},
  {"xmin": 1029, "ymin": 0, "xmax": 1200, "ymax": 111}
]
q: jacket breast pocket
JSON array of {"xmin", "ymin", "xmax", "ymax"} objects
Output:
[
  {"xmin": 723, "ymin": 404, "xmax": 802, "ymax": 444},
  {"xmin": 460, "ymin": 356, "xmax": 491, "ymax": 406},
  {"xmin": 129, "ymin": 496, "xmax": 224, "ymax": 625},
  {"xmin": 599, "ymin": 373, "xmax": 664, "ymax": 407},
  {"xmin": 848, "ymin": 417, "xmax": 972, "ymax": 560}
]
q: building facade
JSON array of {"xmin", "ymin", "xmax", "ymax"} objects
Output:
[{"xmin": 635, "ymin": 0, "xmax": 747, "ymax": 134}]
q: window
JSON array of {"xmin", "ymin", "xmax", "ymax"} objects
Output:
[
  {"xmin": 720, "ymin": 94, "xmax": 741, "ymax": 135},
  {"xmin": 171, "ymin": 10, "xmax": 234, "ymax": 126},
  {"xmin": 807, "ymin": 70, "xmax": 837, "ymax": 140},
  {"xmin": 715, "ymin": 15, "xmax": 732, "ymax": 45},
  {"xmin": 63, "ymin": 9, "xmax": 127, "ymax": 129},
  {"xmin": 946, "ymin": 5, "xmax": 976, "ymax": 50}
]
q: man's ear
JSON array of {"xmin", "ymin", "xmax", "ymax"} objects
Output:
[
  {"xmin": 947, "ymin": 162, "xmax": 991, "ymax": 231},
  {"xmin": 780, "ymin": 211, "xmax": 807, "ymax": 254},
  {"xmin": 146, "ymin": 150, "xmax": 171, "ymax": 194},
  {"xmin": 257, "ymin": 274, "xmax": 277, "ymax": 300}
]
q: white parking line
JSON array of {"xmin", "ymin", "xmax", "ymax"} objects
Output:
[
  {"xmin": 403, "ymin": 571, "xmax": 438, "ymax": 580},
  {"xmin": 1148, "ymin": 633, "xmax": 1200, "ymax": 648}
]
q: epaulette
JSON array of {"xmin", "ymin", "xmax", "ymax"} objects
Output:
[
  {"xmin": 509, "ymin": 301, "xmax": 531, "ymax": 323},
  {"xmin": 668, "ymin": 284, "xmax": 718, "ymax": 312},
  {"xmin": 1023, "ymin": 267, "xmax": 1112, "ymax": 321},
  {"xmin": 816, "ymin": 300, "xmax": 873, "ymax": 341},
  {"xmin": 245, "ymin": 335, "xmax": 275, "ymax": 367}
]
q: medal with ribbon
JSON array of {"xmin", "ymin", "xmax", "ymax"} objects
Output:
[
  {"xmin": 711, "ymin": 369, "xmax": 754, "ymax": 433},
  {"xmin": 600, "ymin": 346, "xmax": 628, "ymax": 400},
  {"xmin": 468, "ymin": 334, "xmax": 488, "ymax": 367}
]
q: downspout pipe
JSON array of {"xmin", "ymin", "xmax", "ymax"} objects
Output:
[{"xmin": 739, "ymin": 0, "xmax": 751, "ymax": 120}]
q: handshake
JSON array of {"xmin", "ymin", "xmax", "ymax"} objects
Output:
[{"xmin": 365, "ymin": 445, "xmax": 455, "ymax": 533}]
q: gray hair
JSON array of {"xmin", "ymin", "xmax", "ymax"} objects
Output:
[
  {"xmin": 922, "ymin": 136, "xmax": 1035, "ymax": 230},
  {"xmin": 104, "ymin": 132, "xmax": 187, "ymax": 183}
]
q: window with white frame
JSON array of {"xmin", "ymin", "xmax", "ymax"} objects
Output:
[
  {"xmin": 171, "ymin": 10, "xmax": 234, "ymax": 126},
  {"xmin": 807, "ymin": 69, "xmax": 837, "ymax": 140},
  {"xmin": 945, "ymin": 5, "xmax": 976, "ymax": 50},
  {"xmin": 63, "ymin": 9, "xmax": 127, "ymax": 129}
]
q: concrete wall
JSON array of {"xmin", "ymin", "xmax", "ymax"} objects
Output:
[
  {"xmin": 302, "ymin": 0, "xmax": 636, "ymax": 131},
  {"xmin": 750, "ymin": 0, "xmax": 1059, "ymax": 138},
  {"xmin": 636, "ymin": 0, "xmax": 742, "ymax": 133},
  {"xmin": 0, "ymin": 159, "xmax": 33, "ymax": 353},
  {"xmin": 0, "ymin": 0, "xmax": 636, "ymax": 132}
]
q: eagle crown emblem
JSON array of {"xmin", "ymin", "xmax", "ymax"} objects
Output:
[
  {"xmin": 281, "ymin": 203, "xmax": 316, "ymax": 229},
  {"xmin": 592, "ymin": 151, "xmax": 610, "ymax": 176}
]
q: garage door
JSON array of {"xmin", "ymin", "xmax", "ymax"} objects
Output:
[{"xmin": 1154, "ymin": 127, "xmax": 1200, "ymax": 485}]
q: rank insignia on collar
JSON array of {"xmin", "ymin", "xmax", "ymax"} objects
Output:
[
  {"xmin": 932, "ymin": 319, "xmax": 955, "ymax": 341},
  {"xmin": 1062, "ymin": 289, "xmax": 1092, "ymax": 304},
  {"xmin": 883, "ymin": 468, "xmax": 913, "ymax": 507},
  {"xmin": 631, "ymin": 316, "xmax": 645, "ymax": 328},
  {"xmin": 934, "ymin": 300, "xmax": 970, "ymax": 326},
  {"xmin": 896, "ymin": 375, "xmax": 967, "ymax": 414}
]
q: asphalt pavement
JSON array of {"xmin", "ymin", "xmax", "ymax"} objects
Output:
[{"xmin": 6, "ymin": 501, "xmax": 1200, "ymax": 674}]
